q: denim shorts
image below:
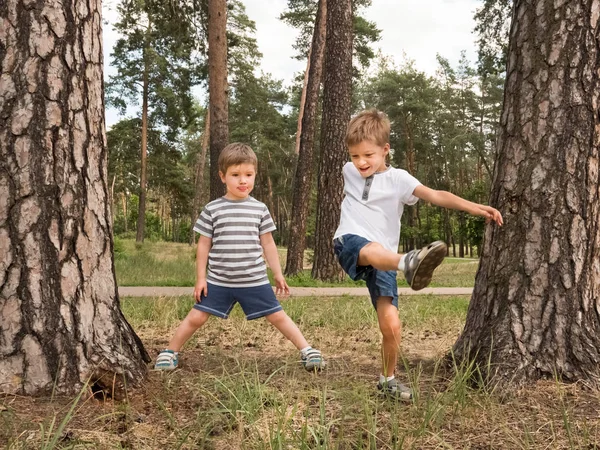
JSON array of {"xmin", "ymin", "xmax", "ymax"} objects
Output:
[
  {"xmin": 193, "ymin": 282, "xmax": 282, "ymax": 320},
  {"xmin": 333, "ymin": 234, "xmax": 398, "ymax": 309}
]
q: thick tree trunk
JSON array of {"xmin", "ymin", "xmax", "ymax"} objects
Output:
[
  {"xmin": 136, "ymin": 20, "xmax": 151, "ymax": 243},
  {"xmin": 190, "ymin": 111, "xmax": 209, "ymax": 245},
  {"xmin": 312, "ymin": 0, "xmax": 352, "ymax": 281},
  {"xmin": 453, "ymin": 0, "xmax": 600, "ymax": 385},
  {"xmin": 0, "ymin": 0, "xmax": 150, "ymax": 396},
  {"xmin": 208, "ymin": 0, "xmax": 228, "ymax": 201},
  {"xmin": 286, "ymin": 0, "xmax": 327, "ymax": 276}
]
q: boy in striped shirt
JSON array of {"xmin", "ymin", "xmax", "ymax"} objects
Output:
[{"xmin": 154, "ymin": 143, "xmax": 325, "ymax": 372}]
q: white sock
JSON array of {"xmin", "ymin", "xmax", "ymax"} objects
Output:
[
  {"xmin": 300, "ymin": 346, "xmax": 311, "ymax": 354},
  {"xmin": 397, "ymin": 254, "xmax": 407, "ymax": 272},
  {"xmin": 379, "ymin": 374, "xmax": 395, "ymax": 384}
]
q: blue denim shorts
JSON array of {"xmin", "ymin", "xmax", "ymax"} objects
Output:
[
  {"xmin": 193, "ymin": 282, "xmax": 282, "ymax": 320},
  {"xmin": 333, "ymin": 234, "xmax": 398, "ymax": 309}
]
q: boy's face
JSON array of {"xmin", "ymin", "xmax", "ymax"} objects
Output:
[
  {"xmin": 348, "ymin": 140, "xmax": 390, "ymax": 178},
  {"xmin": 219, "ymin": 163, "xmax": 256, "ymax": 200}
]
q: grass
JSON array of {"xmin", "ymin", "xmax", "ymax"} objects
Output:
[
  {"xmin": 114, "ymin": 239, "xmax": 479, "ymax": 287},
  {"xmin": 3, "ymin": 295, "xmax": 600, "ymax": 449}
]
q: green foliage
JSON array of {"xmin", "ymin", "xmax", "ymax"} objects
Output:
[
  {"xmin": 106, "ymin": 0, "xmax": 203, "ymax": 136},
  {"xmin": 108, "ymin": 118, "xmax": 195, "ymax": 240},
  {"xmin": 280, "ymin": 0, "xmax": 381, "ymax": 68},
  {"xmin": 474, "ymin": 0, "xmax": 513, "ymax": 75}
]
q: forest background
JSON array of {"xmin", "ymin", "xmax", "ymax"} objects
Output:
[{"xmin": 103, "ymin": 0, "xmax": 509, "ymax": 263}]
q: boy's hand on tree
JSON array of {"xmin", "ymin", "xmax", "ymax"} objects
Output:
[
  {"xmin": 194, "ymin": 279, "xmax": 208, "ymax": 303},
  {"xmin": 475, "ymin": 204, "xmax": 503, "ymax": 226},
  {"xmin": 274, "ymin": 274, "xmax": 290, "ymax": 297}
]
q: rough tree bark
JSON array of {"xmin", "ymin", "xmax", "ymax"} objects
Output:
[
  {"xmin": 285, "ymin": 0, "xmax": 327, "ymax": 277},
  {"xmin": 208, "ymin": 0, "xmax": 228, "ymax": 201},
  {"xmin": 453, "ymin": 0, "xmax": 600, "ymax": 385},
  {"xmin": 0, "ymin": 0, "xmax": 150, "ymax": 396},
  {"xmin": 312, "ymin": 0, "xmax": 352, "ymax": 281}
]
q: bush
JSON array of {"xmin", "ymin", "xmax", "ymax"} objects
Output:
[{"xmin": 113, "ymin": 236, "xmax": 126, "ymax": 259}]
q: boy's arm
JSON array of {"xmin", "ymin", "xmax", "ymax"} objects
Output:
[
  {"xmin": 260, "ymin": 232, "xmax": 290, "ymax": 296},
  {"xmin": 413, "ymin": 185, "xmax": 503, "ymax": 226},
  {"xmin": 194, "ymin": 235, "xmax": 212, "ymax": 302}
]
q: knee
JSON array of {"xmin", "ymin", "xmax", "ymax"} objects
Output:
[
  {"xmin": 265, "ymin": 310, "xmax": 286, "ymax": 325},
  {"xmin": 361, "ymin": 242, "xmax": 384, "ymax": 259},
  {"xmin": 186, "ymin": 310, "xmax": 209, "ymax": 328},
  {"xmin": 379, "ymin": 314, "xmax": 401, "ymax": 340}
]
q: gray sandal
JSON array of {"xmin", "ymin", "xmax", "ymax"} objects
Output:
[{"xmin": 403, "ymin": 241, "xmax": 447, "ymax": 290}]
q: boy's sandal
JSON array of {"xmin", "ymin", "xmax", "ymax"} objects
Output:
[
  {"xmin": 154, "ymin": 349, "xmax": 179, "ymax": 371},
  {"xmin": 404, "ymin": 240, "xmax": 447, "ymax": 291}
]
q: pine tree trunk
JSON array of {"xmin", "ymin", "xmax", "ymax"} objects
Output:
[
  {"xmin": 453, "ymin": 0, "xmax": 600, "ymax": 385},
  {"xmin": 208, "ymin": 0, "xmax": 228, "ymax": 201},
  {"xmin": 190, "ymin": 111, "xmax": 210, "ymax": 245},
  {"xmin": 136, "ymin": 20, "xmax": 151, "ymax": 243},
  {"xmin": 312, "ymin": 0, "xmax": 352, "ymax": 281},
  {"xmin": 0, "ymin": 0, "xmax": 149, "ymax": 396},
  {"xmin": 459, "ymin": 212, "xmax": 465, "ymax": 258},
  {"xmin": 295, "ymin": 46, "xmax": 312, "ymax": 155},
  {"xmin": 286, "ymin": 0, "xmax": 327, "ymax": 276},
  {"xmin": 122, "ymin": 193, "xmax": 128, "ymax": 233}
]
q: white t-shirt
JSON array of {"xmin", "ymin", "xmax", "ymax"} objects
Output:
[{"xmin": 333, "ymin": 162, "xmax": 422, "ymax": 252}]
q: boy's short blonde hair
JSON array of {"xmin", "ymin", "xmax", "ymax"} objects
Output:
[
  {"xmin": 218, "ymin": 143, "xmax": 258, "ymax": 174},
  {"xmin": 345, "ymin": 109, "xmax": 390, "ymax": 147}
]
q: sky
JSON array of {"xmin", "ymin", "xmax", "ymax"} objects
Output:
[{"xmin": 102, "ymin": 0, "xmax": 481, "ymax": 127}]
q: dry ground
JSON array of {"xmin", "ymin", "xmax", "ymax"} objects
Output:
[{"xmin": 3, "ymin": 295, "xmax": 600, "ymax": 449}]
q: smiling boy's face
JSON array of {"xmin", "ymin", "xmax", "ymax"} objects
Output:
[
  {"xmin": 348, "ymin": 140, "xmax": 390, "ymax": 178},
  {"xmin": 219, "ymin": 163, "xmax": 256, "ymax": 200}
]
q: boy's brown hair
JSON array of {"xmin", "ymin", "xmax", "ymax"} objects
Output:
[
  {"xmin": 345, "ymin": 109, "xmax": 390, "ymax": 147},
  {"xmin": 218, "ymin": 143, "xmax": 258, "ymax": 174}
]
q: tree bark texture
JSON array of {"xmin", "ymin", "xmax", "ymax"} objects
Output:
[
  {"xmin": 0, "ymin": 0, "xmax": 150, "ymax": 396},
  {"xmin": 208, "ymin": 0, "xmax": 228, "ymax": 201},
  {"xmin": 312, "ymin": 0, "xmax": 352, "ymax": 281},
  {"xmin": 285, "ymin": 0, "xmax": 327, "ymax": 277},
  {"xmin": 454, "ymin": 0, "xmax": 600, "ymax": 385}
]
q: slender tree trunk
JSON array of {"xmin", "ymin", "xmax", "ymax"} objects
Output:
[
  {"xmin": 122, "ymin": 193, "xmax": 128, "ymax": 233},
  {"xmin": 136, "ymin": 20, "xmax": 151, "ymax": 243},
  {"xmin": 266, "ymin": 174, "xmax": 276, "ymax": 224},
  {"xmin": 454, "ymin": 0, "xmax": 600, "ymax": 385},
  {"xmin": 0, "ymin": 0, "xmax": 149, "ymax": 396},
  {"xmin": 295, "ymin": 46, "xmax": 312, "ymax": 155},
  {"xmin": 286, "ymin": 0, "xmax": 327, "ymax": 276},
  {"xmin": 110, "ymin": 174, "xmax": 116, "ymax": 223},
  {"xmin": 190, "ymin": 111, "xmax": 210, "ymax": 245},
  {"xmin": 459, "ymin": 212, "xmax": 465, "ymax": 258},
  {"xmin": 312, "ymin": 0, "xmax": 352, "ymax": 281},
  {"xmin": 208, "ymin": 0, "xmax": 228, "ymax": 200},
  {"xmin": 404, "ymin": 120, "xmax": 417, "ymax": 250}
]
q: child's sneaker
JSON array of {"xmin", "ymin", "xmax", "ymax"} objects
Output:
[
  {"xmin": 403, "ymin": 241, "xmax": 447, "ymax": 291},
  {"xmin": 301, "ymin": 347, "xmax": 326, "ymax": 371},
  {"xmin": 377, "ymin": 378, "xmax": 413, "ymax": 400},
  {"xmin": 154, "ymin": 349, "xmax": 179, "ymax": 371}
]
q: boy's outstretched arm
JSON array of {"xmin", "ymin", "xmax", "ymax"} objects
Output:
[
  {"xmin": 260, "ymin": 232, "xmax": 291, "ymax": 296},
  {"xmin": 413, "ymin": 185, "xmax": 503, "ymax": 226}
]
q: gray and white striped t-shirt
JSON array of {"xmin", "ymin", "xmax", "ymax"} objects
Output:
[{"xmin": 193, "ymin": 196, "xmax": 276, "ymax": 287}]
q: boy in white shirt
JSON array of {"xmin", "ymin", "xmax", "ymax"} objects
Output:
[{"xmin": 333, "ymin": 109, "xmax": 503, "ymax": 399}]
